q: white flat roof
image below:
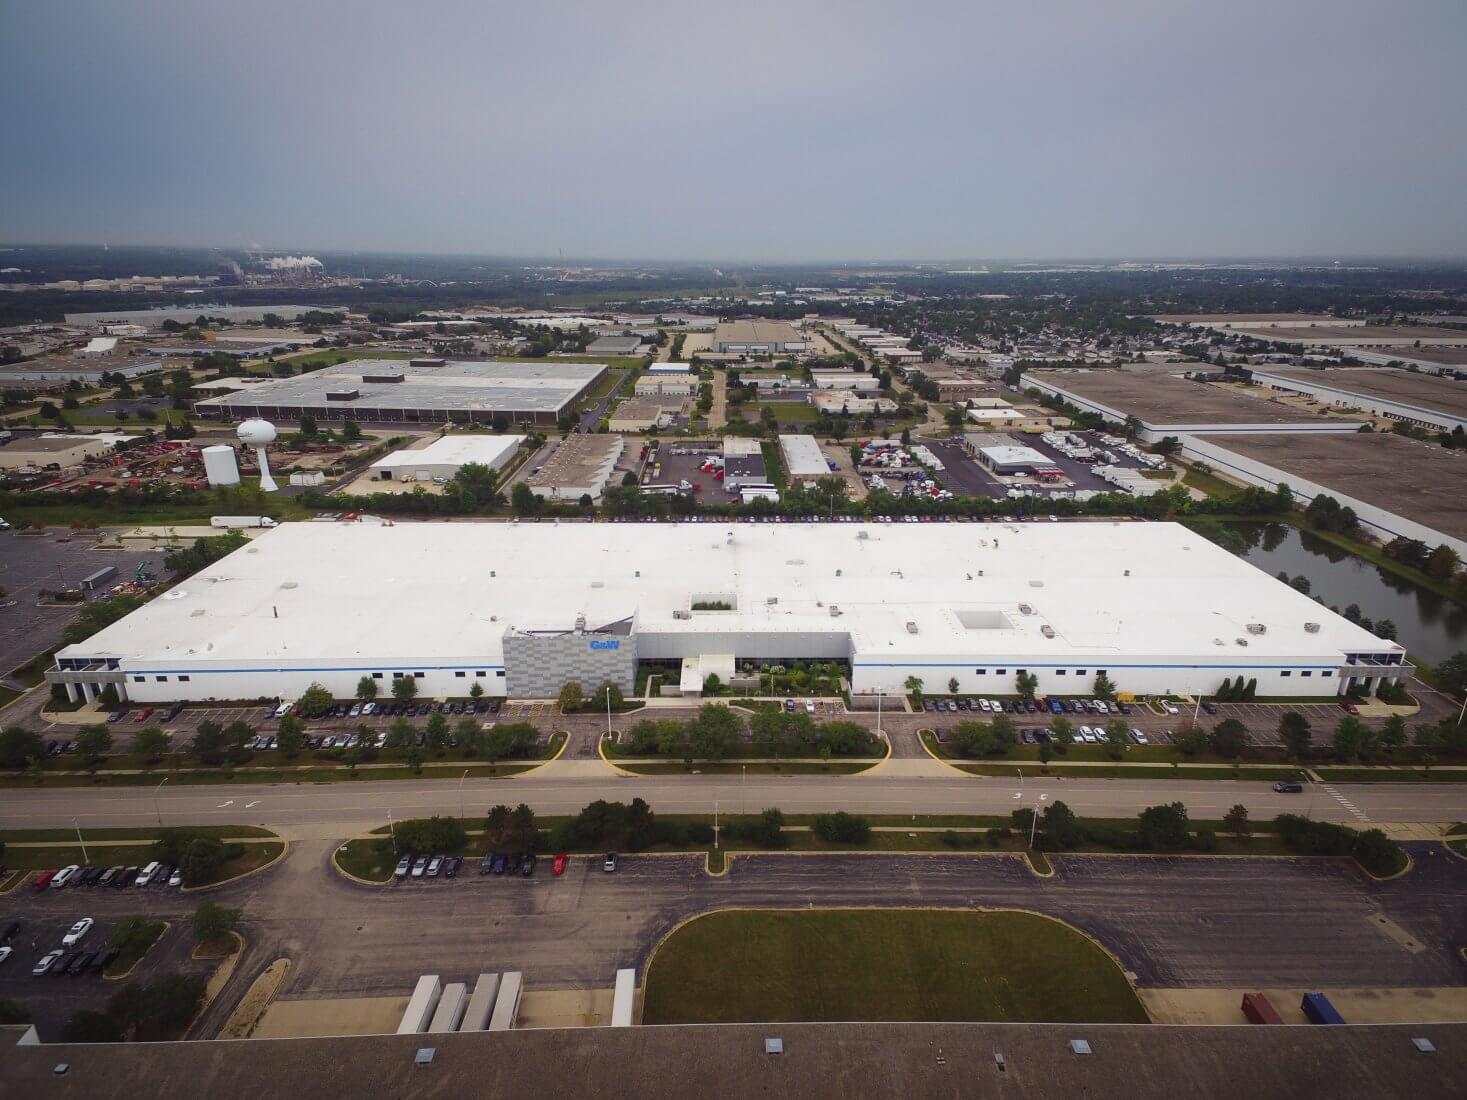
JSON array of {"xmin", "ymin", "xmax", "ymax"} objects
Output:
[
  {"xmin": 59, "ymin": 521, "xmax": 1398, "ymax": 671},
  {"xmin": 968, "ymin": 408, "xmax": 1024, "ymax": 422},
  {"xmin": 779, "ymin": 434, "xmax": 829, "ymax": 477},
  {"xmin": 370, "ymin": 434, "xmax": 524, "ymax": 471},
  {"xmin": 979, "ymin": 445, "xmax": 1052, "ymax": 467}
]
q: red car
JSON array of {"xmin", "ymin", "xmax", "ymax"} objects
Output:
[
  {"xmin": 1340, "ymin": 702, "xmax": 1359, "ymax": 715},
  {"xmin": 32, "ymin": 869, "xmax": 58, "ymax": 891},
  {"xmin": 552, "ymin": 853, "xmax": 568, "ymax": 876},
  {"xmin": 132, "ymin": 708, "xmax": 153, "ymax": 723}
]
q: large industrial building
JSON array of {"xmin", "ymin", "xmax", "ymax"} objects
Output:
[
  {"xmin": 368, "ymin": 434, "xmax": 526, "ymax": 482},
  {"xmin": 193, "ymin": 359, "xmax": 606, "ymax": 426},
  {"xmin": 1248, "ymin": 367, "xmax": 1467, "ymax": 435},
  {"xmin": 48, "ymin": 521, "xmax": 1404, "ymax": 705},
  {"xmin": 710, "ymin": 321, "xmax": 808, "ymax": 355},
  {"xmin": 0, "ymin": 356, "xmax": 165, "ymax": 385},
  {"xmin": 64, "ymin": 305, "xmax": 332, "ymax": 329},
  {"xmin": 1024, "ymin": 369, "xmax": 1359, "ymax": 443}
]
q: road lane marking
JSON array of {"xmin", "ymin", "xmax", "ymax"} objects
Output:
[
  {"xmin": 245, "ymin": 801, "xmax": 261, "ymax": 808},
  {"xmin": 217, "ymin": 800, "xmax": 235, "ymax": 808}
]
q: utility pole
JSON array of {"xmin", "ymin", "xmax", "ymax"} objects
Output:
[
  {"xmin": 1028, "ymin": 793, "xmax": 1048, "ymax": 849},
  {"xmin": 153, "ymin": 777, "xmax": 168, "ymax": 828},
  {"xmin": 387, "ymin": 808, "xmax": 398, "ymax": 850},
  {"xmin": 458, "ymin": 768, "xmax": 469, "ymax": 820},
  {"xmin": 74, "ymin": 817, "xmax": 88, "ymax": 864},
  {"xmin": 714, "ymin": 799, "xmax": 719, "ymax": 850}
]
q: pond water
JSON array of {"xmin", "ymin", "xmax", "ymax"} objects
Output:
[{"xmin": 1227, "ymin": 522, "xmax": 1467, "ymax": 666}]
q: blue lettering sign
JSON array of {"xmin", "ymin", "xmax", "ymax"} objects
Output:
[{"xmin": 589, "ymin": 639, "xmax": 620, "ymax": 651}]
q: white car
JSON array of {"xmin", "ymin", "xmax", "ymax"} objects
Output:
[
  {"xmin": 1131, "ymin": 728, "xmax": 1149, "ymax": 745},
  {"xmin": 349, "ymin": 703, "xmax": 362, "ymax": 717},
  {"xmin": 168, "ymin": 868, "xmax": 183, "ymax": 887},
  {"xmin": 1163, "ymin": 701, "xmax": 1180, "ymax": 715},
  {"xmin": 33, "ymin": 949, "xmax": 63, "ymax": 975},
  {"xmin": 62, "ymin": 917, "xmax": 94, "ymax": 946},
  {"xmin": 1091, "ymin": 700, "xmax": 1109, "ymax": 714},
  {"xmin": 1079, "ymin": 726, "xmax": 1097, "ymax": 744},
  {"xmin": 273, "ymin": 701, "xmax": 291, "ymax": 718},
  {"xmin": 50, "ymin": 865, "xmax": 81, "ymax": 889},
  {"xmin": 804, "ymin": 700, "xmax": 815, "ymax": 715},
  {"xmin": 0, "ymin": 946, "xmax": 12, "ymax": 965},
  {"xmin": 978, "ymin": 699, "xmax": 992, "ymax": 713}
]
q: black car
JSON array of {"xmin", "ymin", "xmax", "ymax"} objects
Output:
[
  {"xmin": 479, "ymin": 853, "xmax": 496, "ymax": 875},
  {"xmin": 70, "ymin": 865, "xmax": 95, "ymax": 887},
  {"xmin": 1273, "ymin": 781, "xmax": 1304, "ymax": 793},
  {"xmin": 114, "ymin": 866, "xmax": 139, "ymax": 888},
  {"xmin": 94, "ymin": 948, "xmax": 119, "ymax": 973},
  {"xmin": 71, "ymin": 950, "xmax": 98, "ymax": 975},
  {"xmin": 521, "ymin": 854, "xmax": 537, "ymax": 877},
  {"xmin": 508, "ymin": 853, "xmax": 524, "ymax": 873},
  {"xmin": 1201, "ymin": 701, "xmax": 1218, "ymax": 716},
  {"xmin": 443, "ymin": 856, "xmax": 462, "ymax": 879},
  {"xmin": 51, "ymin": 951, "xmax": 78, "ymax": 977},
  {"xmin": 154, "ymin": 864, "xmax": 174, "ymax": 886}
]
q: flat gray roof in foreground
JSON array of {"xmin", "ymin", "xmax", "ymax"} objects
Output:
[
  {"xmin": 195, "ymin": 358, "xmax": 606, "ymax": 416},
  {"xmin": 2, "ymin": 1022, "xmax": 1462, "ymax": 1099},
  {"xmin": 1192, "ymin": 431, "xmax": 1467, "ymax": 543}
]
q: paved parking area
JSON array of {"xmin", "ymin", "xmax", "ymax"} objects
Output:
[
  {"xmin": 0, "ymin": 532, "xmax": 170, "ymax": 677},
  {"xmin": 918, "ymin": 430, "xmax": 1163, "ymax": 501},
  {"xmin": 647, "ymin": 444, "xmax": 737, "ymax": 506}
]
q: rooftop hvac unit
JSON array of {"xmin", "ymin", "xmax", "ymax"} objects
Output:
[
  {"xmin": 905, "ymin": 622, "xmax": 918, "ymax": 634},
  {"xmin": 673, "ymin": 610, "xmax": 691, "ymax": 620},
  {"xmin": 1017, "ymin": 603, "xmax": 1034, "ymax": 615},
  {"xmin": 325, "ymin": 388, "xmax": 360, "ymax": 401},
  {"xmin": 1028, "ymin": 580, "xmax": 1044, "ymax": 587},
  {"xmin": 361, "ymin": 371, "xmax": 404, "ymax": 384},
  {"xmin": 574, "ymin": 614, "xmax": 586, "ymax": 633},
  {"xmin": 857, "ymin": 531, "xmax": 869, "ymax": 540},
  {"xmin": 829, "ymin": 605, "xmax": 842, "ymax": 617},
  {"xmin": 1235, "ymin": 638, "xmax": 1249, "ymax": 647},
  {"xmin": 1040, "ymin": 625, "xmax": 1056, "ymax": 638},
  {"xmin": 765, "ymin": 596, "xmax": 778, "ymax": 605},
  {"xmin": 1246, "ymin": 623, "xmax": 1267, "ymax": 635},
  {"xmin": 1304, "ymin": 622, "xmax": 1321, "ymax": 633}
]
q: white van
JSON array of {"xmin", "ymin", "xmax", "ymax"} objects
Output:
[
  {"xmin": 50, "ymin": 865, "xmax": 81, "ymax": 889},
  {"xmin": 135, "ymin": 861, "xmax": 162, "ymax": 886}
]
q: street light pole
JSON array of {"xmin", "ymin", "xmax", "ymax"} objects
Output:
[
  {"xmin": 458, "ymin": 768, "xmax": 469, "ymax": 820},
  {"xmin": 388, "ymin": 808, "xmax": 398, "ymax": 851},
  {"xmin": 74, "ymin": 817, "xmax": 88, "ymax": 864},
  {"xmin": 153, "ymin": 777, "xmax": 168, "ymax": 828},
  {"xmin": 714, "ymin": 799, "xmax": 719, "ymax": 850},
  {"xmin": 1028, "ymin": 793, "xmax": 1048, "ymax": 849}
]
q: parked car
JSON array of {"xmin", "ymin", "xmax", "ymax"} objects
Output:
[
  {"xmin": 1116, "ymin": 702, "xmax": 1133, "ymax": 715},
  {"xmin": 167, "ymin": 868, "xmax": 182, "ymax": 887},
  {"xmin": 425, "ymin": 856, "xmax": 443, "ymax": 878},
  {"xmin": 95, "ymin": 948, "xmax": 119, "ymax": 972},
  {"xmin": 62, "ymin": 917, "xmax": 94, "ymax": 946},
  {"xmin": 0, "ymin": 946, "xmax": 10, "ymax": 966},
  {"xmin": 1021, "ymin": 729, "xmax": 1035, "ymax": 744},
  {"xmin": 443, "ymin": 856, "xmax": 462, "ymax": 878},
  {"xmin": 410, "ymin": 856, "xmax": 428, "ymax": 878},
  {"xmin": 552, "ymin": 853, "xmax": 568, "ymax": 876},
  {"xmin": 106, "ymin": 710, "xmax": 127, "ymax": 723},
  {"xmin": 394, "ymin": 854, "xmax": 414, "ymax": 879},
  {"xmin": 132, "ymin": 709, "xmax": 153, "ymax": 723},
  {"xmin": 1200, "ymin": 701, "xmax": 1218, "ymax": 716},
  {"xmin": 33, "ymin": 949, "xmax": 63, "ymax": 976},
  {"xmin": 135, "ymin": 861, "xmax": 162, "ymax": 887},
  {"xmin": 603, "ymin": 852, "xmax": 618, "ymax": 872},
  {"xmin": 97, "ymin": 866, "xmax": 121, "ymax": 887},
  {"xmin": 70, "ymin": 950, "xmax": 98, "ymax": 976},
  {"xmin": 1340, "ymin": 702, "xmax": 1359, "ymax": 715},
  {"xmin": 491, "ymin": 854, "xmax": 508, "ymax": 875},
  {"xmin": 479, "ymin": 853, "xmax": 496, "ymax": 875},
  {"xmin": 922, "ymin": 700, "xmax": 936, "ymax": 712},
  {"xmin": 1273, "ymin": 781, "xmax": 1304, "ymax": 793},
  {"xmin": 73, "ymin": 866, "xmax": 98, "ymax": 886},
  {"xmin": 1162, "ymin": 701, "xmax": 1180, "ymax": 715},
  {"xmin": 50, "ymin": 865, "xmax": 80, "ymax": 889},
  {"xmin": 161, "ymin": 704, "xmax": 183, "ymax": 721},
  {"xmin": 1130, "ymin": 729, "xmax": 1148, "ymax": 745}
]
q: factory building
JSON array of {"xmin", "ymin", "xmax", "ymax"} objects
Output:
[
  {"xmin": 710, "ymin": 321, "xmax": 807, "ymax": 355},
  {"xmin": 369, "ymin": 434, "xmax": 525, "ymax": 482},
  {"xmin": 1248, "ymin": 367, "xmax": 1467, "ymax": 436},
  {"xmin": 46, "ymin": 522, "xmax": 1405, "ymax": 705}
]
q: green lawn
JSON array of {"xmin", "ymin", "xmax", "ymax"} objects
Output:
[
  {"xmin": 756, "ymin": 401, "xmax": 818, "ymax": 423},
  {"xmin": 1313, "ymin": 767, "xmax": 1467, "ymax": 783},
  {"xmin": 612, "ymin": 761, "xmax": 877, "ymax": 776},
  {"xmin": 953, "ymin": 762, "xmax": 1304, "ymax": 781},
  {"xmin": 105, "ymin": 917, "xmax": 167, "ymax": 977},
  {"xmin": 0, "ymin": 762, "xmax": 537, "ymax": 789},
  {"xmin": 642, "ymin": 909, "xmax": 1148, "ymax": 1025},
  {"xmin": 0, "ymin": 825, "xmax": 276, "ymax": 843}
]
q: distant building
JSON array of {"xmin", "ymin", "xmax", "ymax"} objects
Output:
[
  {"xmin": 369, "ymin": 434, "xmax": 525, "ymax": 482},
  {"xmin": 710, "ymin": 321, "xmax": 807, "ymax": 355},
  {"xmin": 587, "ymin": 335, "xmax": 644, "ymax": 357}
]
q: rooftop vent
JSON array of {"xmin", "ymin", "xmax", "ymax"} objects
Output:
[
  {"xmin": 829, "ymin": 605, "xmax": 843, "ymax": 617},
  {"xmin": 765, "ymin": 596, "xmax": 778, "ymax": 605},
  {"xmin": 1017, "ymin": 603, "xmax": 1034, "ymax": 615},
  {"xmin": 673, "ymin": 610, "xmax": 692, "ymax": 620},
  {"xmin": 1040, "ymin": 624, "xmax": 1056, "ymax": 638},
  {"xmin": 1413, "ymin": 1038, "xmax": 1437, "ymax": 1054},
  {"xmin": 857, "ymin": 531, "xmax": 869, "ymax": 540},
  {"xmin": 1304, "ymin": 622, "xmax": 1321, "ymax": 633},
  {"xmin": 1028, "ymin": 580, "xmax": 1044, "ymax": 588},
  {"xmin": 905, "ymin": 621, "xmax": 919, "ymax": 634},
  {"xmin": 1069, "ymin": 1039, "xmax": 1092, "ymax": 1056},
  {"xmin": 764, "ymin": 1038, "xmax": 784, "ymax": 1055},
  {"xmin": 1246, "ymin": 623, "xmax": 1266, "ymax": 635},
  {"xmin": 1235, "ymin": 638, "xmax": 1249, "ymax": 647}
]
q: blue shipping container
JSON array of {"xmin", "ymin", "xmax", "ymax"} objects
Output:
[{"xmin": 1301, "ymin": 992, "xmax": 1346, "ymax": 1025}]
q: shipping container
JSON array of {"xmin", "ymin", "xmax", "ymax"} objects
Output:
[
  {"xmin": 610, "ymin": 968, "xmax": 636, "ymax": 1027},
  {"xmin": 210, "ymin": 515, "xmax": 278, "ymax": 529},
  {"xmin": 1301, "ymin": 992, "xmax": 1346, "ymax": 1025},
  {"xmin": 488, "ymin": 971, "xmax": 522, "ymax": 1031},
  {"xmin": 1241, "ymin": 992, "xmax": 1283, "ymax": 1025},
  {"xmin": 427, "ymin": 982, "xmax": 467, "ymax": 1033},
  {"xmin": 460, "ymin": 973, "xmax": 500, "ymax": 1032},
  {"xmin": 81, "ymin": 566, "xmax": 118, "ymax": 591},
  {"xmin": 396, "ymin": 975, "xmax": 442, "ymax": 1034}
]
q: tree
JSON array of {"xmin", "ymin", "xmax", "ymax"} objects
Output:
[
  {"xmin": 1137, "ymin": 801, "xmax": 1190, "ymax": 851},
  {"xmin": 298, "ymin": 412, "xmax": 318, "ymax": 438},
  {"xmin": 76, "ymin": 723, "xmax": 113, "ymax": 772},
  {"xmin": 507, "ymin": 803, "xmax": 537, "ymax": 853},
  {"xmin": 589, "ymin": 681, "xmax": 624, "ymax": 711},
  {"xmin": 485, "ymin": 804, "xmax": 512, "ymax": 846},
  {"xmin": 132, "ymin": 725, "xmax": 171, "ymax": 764},
  {"xmin": 356, "ymin": 676, "xmax": 378, "ymax": 702},
  {"xmin": 1038, "ymin": 741, "xmax": 1053, "ymax": 766},
  {"xmin": 558, "ymin": 681, "xmax": 585, "ymax": 713},
  {"xmin": 392, "ymin": 676, "xmax": 418, "ymax": 702},
  {"xmin": 1435, "ymin": 651, "xmax": 1467, "ymax": 699},
  {"xmin": 688, "ymin": 703, "xmax": 741, "ymax": 762},
  {"xmin": 1103, "ymin": 718, "xmax": 1129, "ymax": 760},
  {"xmin": 812, "ymin": 811, "xmax": 871, "ymax": 844},
  {"xmin": 1015, "ymin": 670, "xmax": 1039, "ymax": 700},
  {"xmin": 1092, "ymin": 671, "xmax": 1116, "ymax": 700},
  {"xmin": 177, "ymin": 835, "xmax": 230, "ymax": 885},
  {"xmin": 1278, "ymin": 711, "xmax": 1312, "ymax": 759},
  {"xmin": 0, "ymin": 726, "xmax": 45, "ymax": 768},
  {"xmin": 1425, "ymin": 544, "xmax": 1460, "ymax": 580},
  {"xmin": 425, "ymin": 711, "xmax": 450, "ymax": 752},
  {"xmin": 1172, "ymin": 721, "xmax": 1207, "ymax": 756},
  {"xmin": 1210, "ymin": 718, "xmax": 1248, "ymax": 758},
  {"xmin": 1379, "ymin": 714, "xmax": 1407, "ymax": 754},
  {"xmin": 297, "ymin": 682, "xmax": 333, "ymax": 715},
  {"xmin": 1049, "ymin": 716, "xmax": 1074, "ymax": 753},
  {"xmin": 951, "ymin": 720, "xmax": 997, "ymax": 757},
  {"xmin": 1223, "ymin": 803, "xmax": 1251, "ymax": 840},
  {"xmin": 60, "ymin": 1009, "xmax": 122, "ymax": 1043},
  {"xmin": 341, "ymin": 419, "xmax": 362, "ymax": 442},
  {"xmin": 191, "ymin": 902, "xmax": 240, "ymax": 944},
  {"xmin": 275, "ymin": 715, "xmax": 305, "ymax": 757},
  {"xmin": 191, "ymin": 719, "xmax": 225, "ymax": 763},
  {"xmin": 1040, "ymin": 800, "xmax": 1082, "ymax": 848},
  {"xmin": 385, "ymin": 717, "xmax": 415, "ymax": 750},
  {"xmin": 469, "ymin": 680, "xmax": 484, "ymax": 700},
  {"xmin": 1333, "ymin": 716, "xmax": 1370, "ymax": 762},
  {"xmin": 904, "ymin": 675, "xmax": 924, "ymax": 703},
  {"xmin": 511, "ymin": 482, "xmax": 540, "ymax": 515}
]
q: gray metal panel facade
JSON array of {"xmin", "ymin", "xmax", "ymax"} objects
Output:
[{"xmin": 503, "ymin": 629, "xmax": 638, "ymax": 698}]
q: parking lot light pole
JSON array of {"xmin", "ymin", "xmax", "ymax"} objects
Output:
[
  {"xmin": 153, "ymin": 777, "xmax": 168, "ymax": 828},
  {"xmin": 458, "ymin": 768, "xmax": 469, "ymax": 821},
  {"xmin": 387, "ymin": 808, "xmax": 397, "ymax": 851},
  {"xmin": 73, "ymin": 817, "xmax": 88, "ymax": 864},
  {"xmin": 714, "ymin": 799, "xmax": 719, "ymax": 850},
  {"xmin": 1028, "ymin": 793, "xmax": 1048, "ymax": 849}
]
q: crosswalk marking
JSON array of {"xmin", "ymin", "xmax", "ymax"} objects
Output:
[{"xmin": 1321, "ymin": 783, "xmax": 1369, "ymax": 822}]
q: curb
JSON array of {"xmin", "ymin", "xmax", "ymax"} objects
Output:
[
  {"xmin": 103, "ymin": 919, "xmax": 171, "ymax": 982},
  {"xmin": 182, "ymin": 839, "xmax": 290, "ymax": 894},
  {"xmin": 597, "ymin": 734, "xmax": 640, "ymax": 777},
  {"xmin": 916, "ymin": 729, "xmax": 973, "ymax": 776},
  {"xmin": 330, "ymin": 841, "xmax": 393, "ymax": 888}
]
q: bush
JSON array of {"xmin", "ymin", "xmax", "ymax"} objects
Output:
[
  {"xmin": 687, "ymin": 822, "xmax": 715, "ymax": 845},
  {"xmin": 1352, "ymin": 828, "xmax": 1406, "ymax": 877},
  {"xmin": 106, "ymin": 973, "xmax": 206, "ymax": 1041},
  {"xmin": 811, "ymin": 811, "xmax": 871, "ymax": 844},
  {"xmin": 60, "ymin": 1009, "xmax": 122, "ymax": 1043},
  {"xmin": 394, "ymin": 816, "xmax": 468, "ymax": 854},
  {"xmin": 1273, "ymin": 813, "xmax": 1355, "ymax": 857},
  {"xmin": 1192, "ymin": 828, "xmax": 1219, "ymax": 852},
  {"xmin": 725, "ymin": 808, "xmax": 787, "ymax": 849}
]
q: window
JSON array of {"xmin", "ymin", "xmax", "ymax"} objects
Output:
[
  {"xmin": 995, "ymin": 668, "xmax": 1007, "ymax": 676},
  {"xmin": 974, "ymin": 669, "xmax": 986, "ymax": 676},
  {"xmin": 1301, "ymin": 671, "xmax": 1313, "ymax": 678},
  {"xmin": 413, "ymin": 671, "xmax": 425, "ymax": 679},
  {"xmin": 133, "ymin": 676, "xmax": 145, "ymax": 684},
  {"xmin": 455, "ymin": 671, "xmax": 466, "ymax": 678},
  {"xmin": 1280, "ymin": 671, "xmax": 1292, "ymax": 678},
  {"xmin": 155, "ymin": 676, "xmax": 168, "ymax": 682},
  {"xmin": 476, "ymin": 670, "xmax": 486, "ymax": 678},
  {"xmin": 178, "ymin": 675, "xmax": 190, "ymax": 683},
  {"xmin": 373, "ymin": 672, "xmax": 384, "ymax": 680},
  {"xmin": 1076, "ymin": 670, "xmax": 1087, "ymax": 677},
  {"xmin": 1056, "ymin": 669, "xmax": 1067, "ymax": 676},
  {"xmin": 392, "ymin": 672, "xmax": 403, "ymax": 679},
  {"xmin": 496, "ymin": 670, "xmax": 505, "ymax": 678},
  {"xmin": 1321, "ymin": 670, "xmax": 1333, "ymax": 678},
  {"xmin": 1096, "ymin": 669, "xmax": 1107, "ymax": 677}
]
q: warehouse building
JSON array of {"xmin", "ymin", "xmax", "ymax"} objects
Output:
[
  {"xmin": 778, "ymin": 433, "xmax": 830, "ymax": 480},
  {"xmin": 194, "ymin": 359, "xmax": 607, "ymax": 426},
  {"xmin": 608, "ymin": 396, "xmax": 685, "ymax": 432},
  {"xmin": 810, "ymin": 393, "xmax": 897, "ymax": 415},
  {"xmin": 0, "ymin": 432, "xmax": 136, "ymax": 470},
  {"xmin": 1178, "ymin": 431, "xmax": 1467, "ymax": 559},
  {"xmin": 810, "ymin": 371, "xmax": 879, "ymax": 391},
  {"xmin": 369, "ymin": 434, "xmax": 526, "ymax": 482},
  {"xmin": 1024, "ymin": 369, "xmax": 1359, "ymax": 443},
  {"xmin": 1248, "ymin": 367, "xmax": 1467, "ymax": 435},
  {"xmin": 710, "ymin": 321, "xmax": 807, "ymax": 355},
  {"xmin": 0, "ymin": 356, "xmax": 165, "ymax": 385},
  {"xmin": 524, "ymin": 433, "xmax": 625, "ymax": 502},
  {"xmin": 46, "ymin": 521, "xmax": 1405, "ymax": 705},
  {"xmin": 64, "ymin": 305, "xmax": 332, "ymax": 329},
  {"xmin": 634, "ymin": 374, "xmax": 696, "ymax": 397},
  {"xmin": 586, "ymin": 335, "xmax": 644, "ymax": 357}
]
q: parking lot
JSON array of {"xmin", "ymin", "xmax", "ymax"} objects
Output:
[
  {"xmin": 920, "ymin": 429, "xmax": 1163, "ymax": 501},
  {"xmin": 646, "ymin": 443, "xmax": 739, "ymax": 506},
  {"xmin": 0, "ymin": 532, "xmax": 169, "ymax": 677}
]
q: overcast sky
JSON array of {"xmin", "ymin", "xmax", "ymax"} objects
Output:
[{"xmin": 3, "ymin": 0, "xmax": 1465, "ymax": 262}]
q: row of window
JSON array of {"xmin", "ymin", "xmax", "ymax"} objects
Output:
[
  {"xmin": 1280, "ymin": 670, "xmax": 1333, "ymax": 678},
  {"xmin": 137, "ymin": 670, "xmax": 506, "ymax": 684},
  {"xmin": 973, "ymin": 668, "xmax": 1105, "ymax": 678}
]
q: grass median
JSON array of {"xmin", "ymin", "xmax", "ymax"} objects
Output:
[{"xmin": 642, "ymin": 909, "xmax": 1147, "ymax": 1025}]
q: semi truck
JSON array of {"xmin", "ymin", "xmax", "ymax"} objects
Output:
[
  {"xmin": 210, "ymin": 516, "xmax": 278, "ymax": 529},
  {"xmin": 1301, "ymin": 992, "xmax": 1346, "ymax": 1025}
]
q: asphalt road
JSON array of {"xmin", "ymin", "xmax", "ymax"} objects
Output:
[
  {"xmin": 2, "ymin": 770, "xmax": 1464, "ymax": 837},
  {"xmin": 5, "ymin": 840, "xmax": 1463, "ymax": 1041}
]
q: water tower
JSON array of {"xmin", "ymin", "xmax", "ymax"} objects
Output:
[{"xmin": 237, "ymin": 419, "xmax": 278, "ymax": 493}]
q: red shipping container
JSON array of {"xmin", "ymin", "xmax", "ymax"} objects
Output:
[{"xmin": 1241, "ymin": 992, "xmax": 1283, "ymax": 1025}]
